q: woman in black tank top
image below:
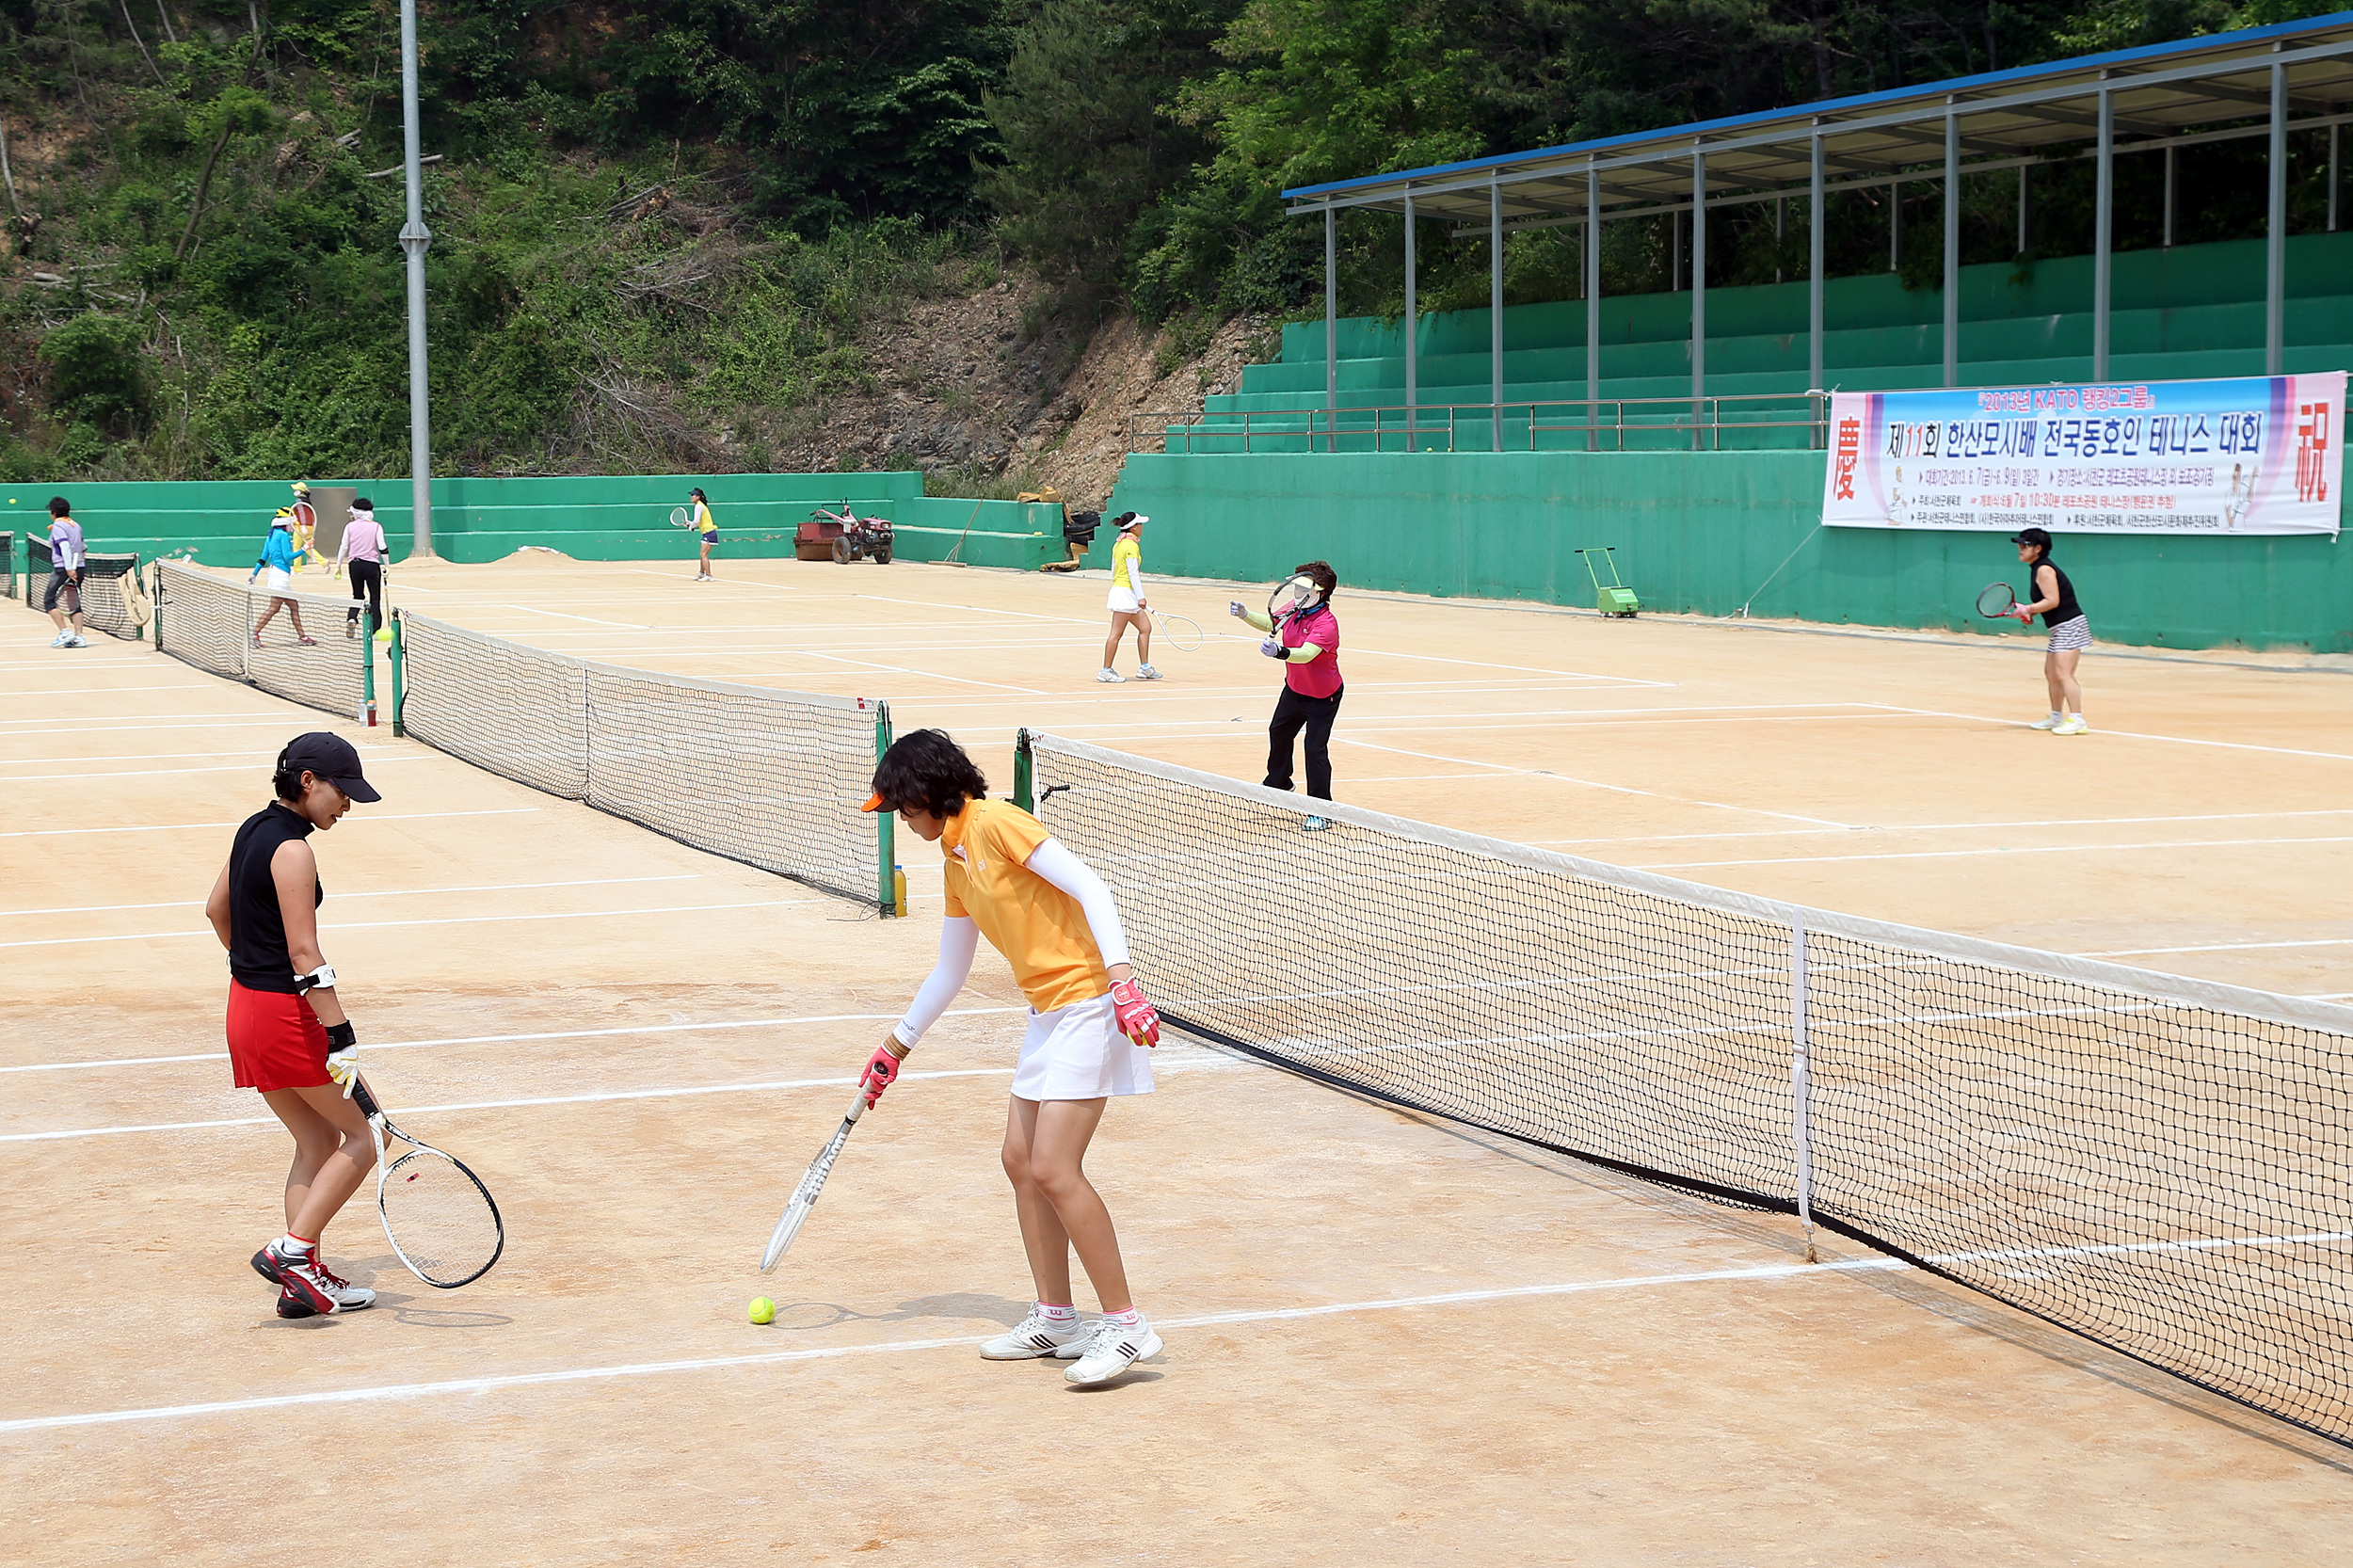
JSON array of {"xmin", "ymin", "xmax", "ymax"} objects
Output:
[
  {"xmin": 2010, "ymin": 528, "xmax": 2089, "ymax": 735},
  {"xmin": 202, "ymin": 732, "xmax": 386, "ymax": 1319}
]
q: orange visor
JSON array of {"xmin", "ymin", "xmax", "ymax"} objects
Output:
[{"xmin": 860, "ymin": 791, "xmax": 888, "ymax": 813}]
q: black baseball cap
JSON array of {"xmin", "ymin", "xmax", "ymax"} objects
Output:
[
  {"xmin": 281, "ymin": 732, "xmax": 381, "ymax": 802},
  {"xmin": 2009, "ymin": 526, "xmax": 2053, "ymax": 549}
]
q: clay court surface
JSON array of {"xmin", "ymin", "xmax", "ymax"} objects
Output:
[{"xmin": 5, "ymin": 554, "xmax": 2351, "ymax": 1563}]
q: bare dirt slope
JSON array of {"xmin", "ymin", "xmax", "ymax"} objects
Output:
[{"xmin": 773, "ymin": 280, "xmax": 1274, "ymax": 510}]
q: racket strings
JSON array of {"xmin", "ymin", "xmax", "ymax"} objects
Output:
[{"xmin": 381, "ymin": 1149, "xmax": 504, "ymax": 1286}]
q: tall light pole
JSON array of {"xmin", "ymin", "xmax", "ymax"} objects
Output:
[{"xmin": 398, "ymin": 0, "xmax": 434, "ymax": 557}]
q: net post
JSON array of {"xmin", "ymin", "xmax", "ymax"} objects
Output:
[
  {"xmin": 361, "ymin": 609, "xmax": 378, "ymax": 727},
  {"xmin": 1790, "ymin": 920, "xmax": 1818, "ymax": 1265},
  {"xmin": 873, "ymin": 701, "xmax": 895, "ymax": 917},
  {"xmin": 150, "ymin": 562, "xmax": 163, "ymax": 652},
  {"xmin": 388, "ymin": 610, "xmax": 407, "ymax": 737},
  {"xmin": 1013, "ymin": 728, "xmax": 1034, "ymax": 813}
]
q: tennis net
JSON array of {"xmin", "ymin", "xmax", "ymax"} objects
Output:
[
  {"xmin": 154, "ymin": 559, "xmax": 371, "ymax": 717},
  {"xmin": 398, "ymin": 613, "xmax": 891, "ymax": 909},
  {"xmin": 1021, "ymin": 730, "xmax": 2353, "ymax": 1448},
  {"xmin": 27, "ymin": 538, "xmax": 149, "ymax": 640}
]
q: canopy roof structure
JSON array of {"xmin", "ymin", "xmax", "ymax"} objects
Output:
[{"xmin": 1274, "ymin": 11, "xmax": 2353, "ymax": 445}]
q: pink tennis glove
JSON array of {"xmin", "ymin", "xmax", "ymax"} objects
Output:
[
  {"xmin": 1110, "ymin": 980, "xmax": 1160, "ymax": 1048},
  {"xmin": 858, "ymin": 1040, "xmax": 905, "ymax": 1108}
]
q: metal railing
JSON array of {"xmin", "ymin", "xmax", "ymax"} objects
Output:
[{"xmin": 1129, "ymin": 391, "xmax": 1830, "ymax": 456}]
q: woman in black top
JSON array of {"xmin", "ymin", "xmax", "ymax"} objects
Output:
[
  {"xmin": 203, "ymin": 732, "xmax": 384, "ymax": 1319},
  {"xmin": 2009, "ymin": 528, "xmax": 2089, "ymax": 735}
]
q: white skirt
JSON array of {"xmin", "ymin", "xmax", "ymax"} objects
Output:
[
  {"xmin": 1105, "ymin": 584, "xmax": 1143, "ymax": 614},
  {"xmin": 264, "ymin": 567, "xmax": 293, "ymax": 593},
  {"xmin": 1011, "ymin": 992, "xmax": 1155, "ymax": 1100}
]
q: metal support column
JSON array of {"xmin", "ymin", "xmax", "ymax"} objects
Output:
[
  {"xmin": 1324, "ymin": 207, "xmax": 1337, "ymax": 452},
  {"xmin": 397, "ymin": 0, "xmax": 434, "ymax": 557},
  {"xmin": 1890, "ymin": 180, "xmax": 1899, "ymax": 270},
  {"xmin": 1775, "ymin": 194, "xmax": 1785, "ymax": 283},
  {"xmin": 2268, "ymin": 51, "xmax": 2287, "ymax": 376},
  {"xmin": 2331, "ymin": 123, "xmax": 2341, "ymax": 233},
  {"xmin": 1490, "ymin": 182, "xmax": 1504, "ymax": 453},
  {"xmin": 1809, "ymin": 128, "xmax": 1825, "ymax": 424},
  {"xmin": 1944, "ymin": 105, "xmax": 1960, "ymax": 388},
  {"xmin": 2165, "ymin": 145, "xmax": 2177, "ymax": 247},
  {"xmin": 2094, "ymin": 83, "xmax": 2113, "ymax": 381},
  {"xmin": 2017, "ymin": 162, "xmax": 2028, "ymax": 254},
  {"xmin": 1402, "ymin": 190, "xmax": 1417, "ymax": 451},
  {"xmin": 1587, "ymin": 165, "xmax": 1601, "ymax": 451},
  {"xmin": 1691, "ymin": 143, "xmax": 1706, "ymax": 449}
]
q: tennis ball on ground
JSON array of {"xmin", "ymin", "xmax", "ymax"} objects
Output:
[{"xmin": 747, "ymin": 1297, "xmax": 776, "ymax": 1325}]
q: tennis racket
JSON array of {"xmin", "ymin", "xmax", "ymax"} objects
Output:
[
  {"xmin": 1150, "ymin": 611, "xmax": 1203, "ymax": 651},
  {"xmin": 349, "ymin": 1078, "xmax": 505, "ymax": 1288},
  {"xmin": 669, "ymin": 506, "xmax": 695, "ymax": 529},
  {"xmin": 1976, "ymin": 582, "xmax": 2023, "ymax": 620},
  {"xmin": 760, "ymin": 1085, "xmax": 870, "ymax": 1272}
]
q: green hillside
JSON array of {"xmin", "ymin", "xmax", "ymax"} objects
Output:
[{"xmin": 0, "ymin": 0, "xmax": 2332, "ymax": 482}]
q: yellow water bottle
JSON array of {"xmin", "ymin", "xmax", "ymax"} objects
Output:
[{"xmin": 892, "ymin": 863, "xmax": 907, "ymax": 918}]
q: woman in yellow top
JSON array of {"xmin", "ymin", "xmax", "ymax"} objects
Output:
[
  {"xmin": 690, "ymin": 488, "xmax": 718, "ymax": 580},
  {"xmin": 1096, "ymin": 512, "xmax": 1160, "ymax": 682},
  {"xmin": 856, "ymin": 728, "xmax": 1166, "ymax": 1387}
]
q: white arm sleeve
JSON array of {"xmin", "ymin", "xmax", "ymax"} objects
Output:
[
  {"xmin": 1023, "ymin": 837, "xmax": 1133, "ymax": 971},
  {"xmin": 894, "ymin": 917, "xmax": 979, "ymax": 1047}
]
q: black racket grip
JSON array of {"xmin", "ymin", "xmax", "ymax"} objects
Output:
[{"xmin": 348, "ymin": 1078, "xmax": 382, "ymax": 1117}]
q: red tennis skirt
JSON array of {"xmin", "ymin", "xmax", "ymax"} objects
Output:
[{"xmin": 226, "ymin": 981, "xmax": 330, "ymax": 1092}]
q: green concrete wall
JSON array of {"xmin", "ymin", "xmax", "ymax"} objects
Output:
[
  {"xmin": 1108, "ymin": 451, "xmax": 2353, "ymax": 654},
  {"xmin": 0, "ymin": 472, "xmax": 1064, "ymax": 575}
]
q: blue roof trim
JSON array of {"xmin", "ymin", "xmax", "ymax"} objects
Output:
[{"xmin": 1283, "ymin": 9, "xmax": 2353, "ymax": 200}]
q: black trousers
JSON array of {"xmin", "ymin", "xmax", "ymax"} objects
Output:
[
  {"xmin": 346, "ymin": 560, "xmax": 383, "ymax": 628},
  {"xmin": 1264, "ymin": 684, "xmax": 1343, "ymax": 801}
]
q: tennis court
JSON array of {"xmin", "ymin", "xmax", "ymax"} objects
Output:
[{"xmin": 6, "ymin": 554, "xmax": 2351, "ymax": 1563}]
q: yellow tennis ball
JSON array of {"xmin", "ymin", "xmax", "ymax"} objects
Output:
[{"xmin": 747, "ymin": 1297, "xmax": 776, "ymax": 1325}]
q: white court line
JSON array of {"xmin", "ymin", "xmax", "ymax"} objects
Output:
[
  {"xmin": 0, "ymin": 808, "xmax": 538, "ymax": 840},
  {"xmin": 0, "ymin": 747, "xmax": 395, "ymax": 767},
  {"xmin": 498, "ymin": 605, "xmax": 645, "ymax": 629},
  {"xmin": 3, "ymin": 1006, "xmax": 1028, "ymax": 1075},
  {"xmin": 1, "ymin": 718, "xmax": 372, "ymax": 736},
  {"xmin": 3, "ymin": 874, "xmax": 699, "ymax": 920},
  {"xmin": 1644, "ymin": 835, "xmax": 2353, "ymax": 871},
  {"xmin": 0, "ymin": 896, "xmax": 836, "ymax": 951},
  {"xmin": 1530, "ymin": 807, "xmax": 2353, "ymax": 847},
  {"xmin": 0, "ymin": 1065, "xmax": 1024, "ymax": 1143},
  {"xmin": 0, "ymin": 756, "xmax": 435, "ymax": 783},
  {"xmin": 1337, "ymin": 736, "xmax": 1854, "ymax": 830},
  {"xmin": 0, "ymin": 711, "xmax": 291, "ymax": 727},
  {"xmin": 2084, "ymin": 936, "xmax": 2353, "ymax": 957},
  {"xmin": 0, "ymin": 1258, "xmax": 1903, "ymax": 1432},
  {"xmin": 1869, "ymin": 703, "xmax": 2353, "ymax": 763},
  {"xmin": 2, "ymin": 684, "xmax": 223, "ymax": 696}
]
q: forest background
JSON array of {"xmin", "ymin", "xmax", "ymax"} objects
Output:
[{"xmin": 0, "ymin": 0, "xmax": 2339, "ymax": 486}]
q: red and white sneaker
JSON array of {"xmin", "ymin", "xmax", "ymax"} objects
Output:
[{"xmin": 275, "ymin": 1255, "xmax": 376, "ymax": 1318}]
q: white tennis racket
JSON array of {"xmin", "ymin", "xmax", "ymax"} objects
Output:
[
  {"xmin": 669, "ymin": 506, "xmax": 695, "ymax": 529},
  {"xmin": 760, "ymin": 1085, "xmax": 870, "ymax": 1271},
  {"xmin": 1150, "ymin": 611, "xmax": 1203, "ymax": 651},
  {"xmin": 349, "ymin": 1078, "xmax": 505, "ymax": 1288}
]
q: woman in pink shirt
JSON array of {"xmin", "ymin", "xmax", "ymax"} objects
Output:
[
  {"xmin": 334, "ymin": 498, "xmax": 388, "ymax": 641},
  {"xmin": 1229, "ymin": 559, "xmax": 1344, "ymax": 831}
]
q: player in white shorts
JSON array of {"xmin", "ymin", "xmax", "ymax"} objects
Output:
[
  {"xmin": 857, "ymin": 728, "xmax": 1166, "ymax": 1386},
  {"xmin": 1097, "ymin": 511, "xmax": 1160, "ymax": 682}
]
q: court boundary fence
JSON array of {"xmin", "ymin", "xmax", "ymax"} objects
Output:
[{"xmin": 1018, "ymin": 728, "xmax": 2353, "ymax": 1448}]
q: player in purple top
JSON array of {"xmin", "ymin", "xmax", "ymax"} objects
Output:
[
  {"xmin": 1229, "ymin": 559, "xmax": 1345, "ymax": 831},
  {"xmin": 43, "ymin": 497, "xmax": 88, "ymax": 648}
]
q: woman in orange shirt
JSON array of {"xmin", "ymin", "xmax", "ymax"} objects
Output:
[{"xmin": 857, "ymin": 728, "xmax": 1166, "ymax": 1387}]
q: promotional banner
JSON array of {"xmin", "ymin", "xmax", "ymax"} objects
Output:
[{"xmin": 1821, "ymin": 371, "xmax": 2344, "ymax": 537}]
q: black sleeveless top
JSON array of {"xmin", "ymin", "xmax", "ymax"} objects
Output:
[
  {"xmin": 2037, "ymin": 560, "xmax": 2083, "ymax": 629},
  {"xmin": 228, "ymin": 802, "xmax": 322, "ymax": 992}
]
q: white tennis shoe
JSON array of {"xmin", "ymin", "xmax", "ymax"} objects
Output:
[
  {"xmin": 1134, "ymin": 664, "xmax": 1162, "ymax": 680},
  {"xmin": 48, "ymin": 629, "xmax": 68, "ymax": 647},
  {"xmin": 66, "ymin": 632, "xmax": 88, "ymax": 648},
  {"xmin": 1096, "ymin": 668, "xmax": 1124, "ymax": 683},
  {"xmin": 979, "ymin": 1307, "xmax": 1089, "ymax": 1360},
  {"xmin": 2027, "ymin": 713, "xmax": 2062, "ymax": 730},
  {"xmin": 1063, "ymin": 1315, "xmax": 1162, "ymax": 1385},
  {"xmin": 2052, "ymin": 716, "xmax": 2089, "ymax": 736}
]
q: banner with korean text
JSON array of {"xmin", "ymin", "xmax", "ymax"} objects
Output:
[{"xmin": 1821, "ymin": 372, "xmax": 2344, "ymax": 537}]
